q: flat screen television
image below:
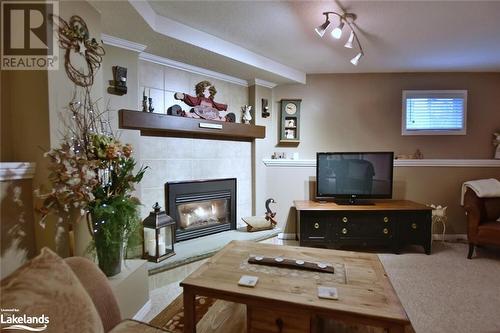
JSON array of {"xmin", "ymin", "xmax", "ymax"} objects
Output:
[{"xmin": 316, "ymin": 152, "xmax": 394, "ymax": 204}]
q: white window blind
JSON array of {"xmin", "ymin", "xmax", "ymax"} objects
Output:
[{"xmin": 402, "ymin": 90, "xmax": 467, "ymax": 135}]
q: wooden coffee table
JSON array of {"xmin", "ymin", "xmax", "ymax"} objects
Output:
[{"xmin": 180, "ymin": 240, "xmax": 410, "ymax": 333}]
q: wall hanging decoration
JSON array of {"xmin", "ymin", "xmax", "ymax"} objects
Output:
[
  {"xmin": 262, "ymin": 98, "xmax": 270, "ymax": 118},
  {"xmin": 108, "ymin": 66, "xmax": 127, "ymax": 96},
  {"xmin": 51, "ymin": 15, "xmax": 105, "ymax": 87},
  {"xmin": 314, "ymin": 10, "xmax": 364, "ymax": 66},
  {"xmin": 173, "ymin": 80, "xmax": 230, "ymax": 122}
]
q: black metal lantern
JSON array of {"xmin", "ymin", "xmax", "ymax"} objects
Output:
[{"xmin": 142, "ymin": 202, "xmax": 175, "ymax": 262}]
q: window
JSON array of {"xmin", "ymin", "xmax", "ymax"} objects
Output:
[{"xmin": 402, "ymin": 90, "xmax": 467, "ymax": 135}]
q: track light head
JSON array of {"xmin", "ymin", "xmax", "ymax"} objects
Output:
[
  {"xmin": 331, "ymin": 21, "xmax": 344, "ymax": 39},
  {"xmin": 315, "ymin": 19, "xmax": 331, "ymax": 38},
  {"xmin": 350, "ymin": 52, "xmax": 363, "ymax": 66},
  {"xmin": 344, "ymin": 30, "xmax": 354, "ymax": 48}
]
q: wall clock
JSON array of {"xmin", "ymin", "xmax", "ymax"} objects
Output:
[{"xmin": 279, "ymin": 99, "xmax": 301, "ymax": 144}]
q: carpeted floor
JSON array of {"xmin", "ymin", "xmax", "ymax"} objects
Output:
[
  {"xmin": 379, "ymin": 242, "xmax": 500, "ymax": 333},
  {"xmin": 148, "ymin": 241, "xmax": 500, "ymax": 333}
]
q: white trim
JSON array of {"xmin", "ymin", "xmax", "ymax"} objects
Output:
[
  {"xmin": 0, "ymin": 162, "xmax": 36, "ymax": 181},
  {"xmin": 101, "ymin": 34, "xmax": 147, "ymax": 53},
  {"xmin": 402, "ymin": 90, "xmax": 468, "ymax": 136},
  {"xmin": 262, "ymin": 159, "xmax": 500, "ymax": 168},
  {"xmin": 132, "ymin": 299, "xmax": 152, "ymax": 321},
  {"xmin": 432, "ymin": 233, "xmax": 467, "ymax": 241},
  {"xmin": 278, "ymin": 232, "xmax": 297, "ymax": 240},
  {"xmin": 128, "ymin": 0, "xmax": 306, "ymax": 84},
  {"xmin": 139, "ymin": 52, "xmax": 249, "ymax": 87},
  {"xmin": 250, "ymin": 78, "xmax": 278, "ymax": 89}
]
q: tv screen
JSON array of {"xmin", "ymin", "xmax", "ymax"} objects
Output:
[{"xmin": 316, "ymin": 152, "xmax": 394, "ymax": 200}]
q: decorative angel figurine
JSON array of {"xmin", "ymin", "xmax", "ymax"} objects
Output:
[{"xmin": 242, "ymin": 105, "xmax": 252, "ymax": 124}]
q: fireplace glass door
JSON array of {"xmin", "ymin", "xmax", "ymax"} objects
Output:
[{"xmin": 177, "ymin": 198, "xmax": 230, "ymax": 231}]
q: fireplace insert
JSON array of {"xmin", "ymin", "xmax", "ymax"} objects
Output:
[{"xmin": 165, "ymin": 178, "xmax": 237, "ymax": 242}]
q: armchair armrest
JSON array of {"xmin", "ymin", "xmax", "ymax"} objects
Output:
[{"xmin": 463, "ymin": 188, "xmax": 485, "ymax": 241}]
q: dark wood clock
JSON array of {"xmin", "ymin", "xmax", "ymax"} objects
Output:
[{"xmin": 279, "ymin": 99, "xmax": 301, "ymax": 144}]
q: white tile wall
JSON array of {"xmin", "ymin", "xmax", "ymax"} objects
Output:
[{"xmin": 138, "ymin": 61, "xmax": 251, "ymax": 228}]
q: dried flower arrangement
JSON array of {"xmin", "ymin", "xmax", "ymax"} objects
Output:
[{"xmin": 37, "ymin": 14, "xmax": 147, "ymax": 276}]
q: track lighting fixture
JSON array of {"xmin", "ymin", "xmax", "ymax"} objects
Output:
[
  {"xmin": 315, "ymin": 11, "xmax": 364, "ymax": 65},
  {"xmin": 350, "ymin": 52, "xmax": 363, "ymax": 66},
  {"xmin": 331, "ymin": 21, "xmax": 344, "ymax": 39},
  {"xmin": 315, "ymin": 20, "xmax": 331, "ymax": 38},
  {"xmin": 344, "ymin": 30, "xmax": 354, "ymax": 48}
]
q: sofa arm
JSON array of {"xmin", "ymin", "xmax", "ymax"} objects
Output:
[
  {"xmin": 65, "ymin": 257, "xmax": 122, "ymax": 333},
  {"xmin": 463, "ymin": 188, "xmax": 484, "ymax": 241}
]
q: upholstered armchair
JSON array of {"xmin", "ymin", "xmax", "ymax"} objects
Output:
[{"xmin": 463, "ymin": 188, "xmax": 500, "ymax": 259}]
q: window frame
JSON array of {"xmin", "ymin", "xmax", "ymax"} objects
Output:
[{"xmin": 402, "ymin": 90, "xmax": 468, "ymax": 136}]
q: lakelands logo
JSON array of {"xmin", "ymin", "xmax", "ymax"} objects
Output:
[
  {"xmin": 1, "ymin": 309, "xmax": 49, "ymax": 331},
  {"xmin": 1, "ymin": 1, "xmax": 59, "ymax": 70}
]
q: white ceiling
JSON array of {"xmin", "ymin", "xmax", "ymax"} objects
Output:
[{"xmin": 94, "ymin": 1, "xmax": 500, "ymax": 84}]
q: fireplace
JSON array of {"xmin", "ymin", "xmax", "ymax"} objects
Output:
[{"xmin": 165, "ymin": 178, "xmax": 237, "ymax": 242}]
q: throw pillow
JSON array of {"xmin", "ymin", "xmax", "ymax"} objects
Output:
[{"xmin": 1, "ymin": 247, "xmax": 104, "ymax": 333}]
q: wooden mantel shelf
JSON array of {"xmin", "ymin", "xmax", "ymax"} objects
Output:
[{"xmin": 118, "ymin": 109, "xmax": 265, "ymax": 141}]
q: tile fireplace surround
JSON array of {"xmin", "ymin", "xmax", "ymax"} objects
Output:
[{"xmin": 139, "ymin": 136, "xmax": 252, "ymax": 227}]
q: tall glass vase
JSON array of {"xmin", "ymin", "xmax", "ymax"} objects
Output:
[{"xmin": 88, "ymin": 211, "xmax": 125, "ymax": 277}]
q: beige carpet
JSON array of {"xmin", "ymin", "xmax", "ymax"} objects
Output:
[{"xmin": 379, "ymin": 242, "xmax": 500, "ymax": 333}]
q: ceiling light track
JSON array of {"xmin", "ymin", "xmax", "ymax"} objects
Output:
[{"xmin": 315, "ymin": 11, "xmax": 364, "ymax": 66}]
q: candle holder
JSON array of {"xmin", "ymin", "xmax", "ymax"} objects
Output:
[{"xmin": 142, "ymin": 202, "xmax": 176, "ymax": 262}]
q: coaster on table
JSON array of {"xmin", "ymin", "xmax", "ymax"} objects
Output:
[
  {"xmin": 238, "ymin": 275, "xmax": 259, "ymax": 287},
  {"xmin": 317, "ymin": 286, "xmax": 338, "ymax": 300}
]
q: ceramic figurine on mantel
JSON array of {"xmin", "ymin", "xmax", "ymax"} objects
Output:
[
  {"xmin": 242, "ymin": 105, "xmax": 252, "ymax": 124},
  {"xmin": 148, "ymin": 89, "xmax": 154, "ymax": 113}
]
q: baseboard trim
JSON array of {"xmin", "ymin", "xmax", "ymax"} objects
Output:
[
  {"xmin": 132, "ymin": 299, "xmax": 151, "ymax": 321},
  {"xmin": 278, "ymin": 233, "xmax": 297, "ymax": 240},
  {"xmin": 432, "ymin": 233, "xmax": 467, "ymax": 241}
]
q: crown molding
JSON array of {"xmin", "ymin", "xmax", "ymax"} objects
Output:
[
  {"xmin": 101, "ymin": 34, "xmax": 147, "ymax": 53},
  {"xmin": 249, "ymin": 78, "xmax": 278, "ymax": 89},
  {"xmin": 262, "ymin": 159, "xmax": 500, "ymax": 168},
  {"xmin": 139, "ymin": 52, "xmax": 249, "ymax": 87},
  {"xmin": 0, "ymin": 162, "xmax": 36, "ymax": 181},
  {"xmin": 128, "ymin": 0, "xmax": 306, "ymax": 84}
]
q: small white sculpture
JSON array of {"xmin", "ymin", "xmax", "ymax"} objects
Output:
[
  {"xmin": 493, "ymin": 132, "xmax": 500, "ymax": 159},
  {"xmin": 242, "ymin": 105, "xmax": 252, "ymax": 124}
]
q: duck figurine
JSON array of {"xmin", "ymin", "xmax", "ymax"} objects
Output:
[{"xmin": 241, "ymin": 198, "xmax": 277, "ymax": 232}]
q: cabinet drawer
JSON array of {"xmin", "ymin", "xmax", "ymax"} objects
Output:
[
  {"xmin": 335, "ymin": 213, "xmax": 393, "ymax": 239},
  {"xmin": 300, "ymin": 212, "xmax": 331, "ymax": 242},
  {"xmin": 248, "ymin": 306, "xmax": 311, "ymax": 333},
  {"xmin": 398, "ymin": 211, "xmax": 431, "ymax": 241}
]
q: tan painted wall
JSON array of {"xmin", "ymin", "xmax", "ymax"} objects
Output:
[{"xmin": 257, "ymin": 73, "xmax": 500, "ymax": 235}]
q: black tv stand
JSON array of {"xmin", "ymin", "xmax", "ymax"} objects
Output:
[
  {"xmin": 334, "ymin": 198, "xmax": 375, "ymax": 206},
  {"xmin": 294, "ymin": 200, "xmax": 432, "ymax": 254}
]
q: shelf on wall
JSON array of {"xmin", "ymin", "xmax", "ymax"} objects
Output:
[
  {"xmin": 118, "ymin": 109, "xmax": 265, "ymax": 141},
  {"xmin": 262, "ymin": 159, "xmax": 500, "ymax": 168}
]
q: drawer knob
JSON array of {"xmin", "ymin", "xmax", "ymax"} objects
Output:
[
  {"xmin": 383, "ymin": 228, "xmax": 389, "ymax": 234},
  {"xmin": 411, "ymin": 222, "xmax": 417, "ymax": 230},
  {"xmin": 314, "ymin": 222, "xmax": 320, "ymax": 229},
  {"xmin": 342, "ymin": 217, "xmax": 348, "ymax": 223},
  {"xmin": 342, "ymin": 228, "xmax": 348, "ymax": 234},
  {"xmin": 383, "ymin": 216, "xmax": 389, "ymax": 223}
]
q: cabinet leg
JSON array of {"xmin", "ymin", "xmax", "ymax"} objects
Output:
[{"xmin": 467, "ymin": 243, "xmax": 474, "ymax": 259}]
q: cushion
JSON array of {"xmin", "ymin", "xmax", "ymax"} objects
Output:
[
  {"xmin": 1, "ymin": 247, "xmax": 104, "ymax": 333},
  {"xmin": 109, "ymin": 319, "xmax": 171, "ymax": 333}
]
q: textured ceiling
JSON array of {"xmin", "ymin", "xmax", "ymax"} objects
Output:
[{"xmin": 93, "ymin": 1, "xmax": 500, "ymax": 84}]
